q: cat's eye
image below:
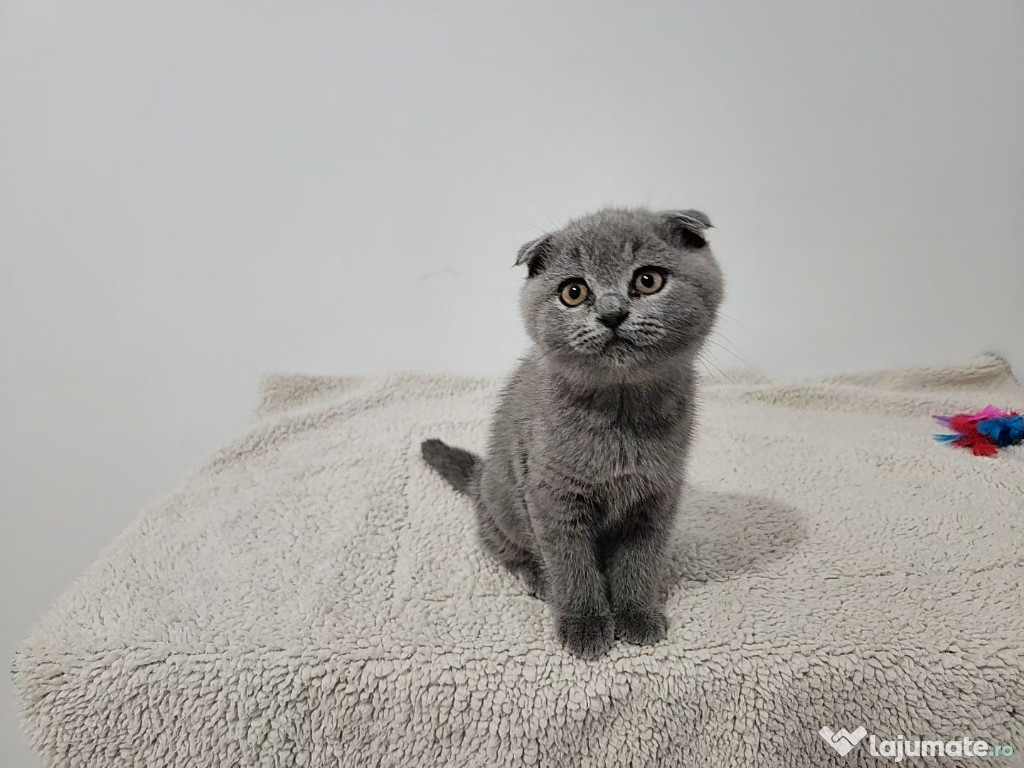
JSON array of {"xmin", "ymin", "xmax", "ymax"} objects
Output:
[
  {"xmin": 558, "ymin": 280, "xmax": 589, "ymax": 307},
  {"xmin": 633, "ymin": 268, "xmax": 665, "ymax": 296}
]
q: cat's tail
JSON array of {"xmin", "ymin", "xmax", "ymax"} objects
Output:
[{"xmin": 420, "ymin": 439, "xmax": 481, "ymax": 497}]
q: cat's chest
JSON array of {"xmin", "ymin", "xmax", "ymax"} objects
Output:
[
  {"xmin": 548, "ymin": 429, "xmax": 684, "ymax": 521},
  {"xmin": 539, "ymin": 405, "xmax": 690, "ymax": 493}
]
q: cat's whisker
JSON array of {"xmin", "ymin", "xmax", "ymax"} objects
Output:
[
  {"xmin": 706, "ymin": 339, "xmax": 759, "ymax": 373},
  {"xmin": 708, "ymin": 331, "xmax": 753, "ymax": 366},
  {"xmin": 697, "ymin": 351, "xmax": 736, "ymax": 384},
  {"xmin": 710, "ymin": 329, "xmax": 742, "ymax": 353}
]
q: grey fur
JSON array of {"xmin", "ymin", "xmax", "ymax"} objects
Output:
[
  {"xmin": 420, "ymin": 439, "xmax": 478, "ymax": 495},
  {"xmin": 422, "ymin": 207, "xmax": 723, "ymax": 657}
]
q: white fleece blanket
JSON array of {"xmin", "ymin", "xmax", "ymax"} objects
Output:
[{"xmin": 13, "ymin": 355, "xmax": 1024, "ymax": 767}]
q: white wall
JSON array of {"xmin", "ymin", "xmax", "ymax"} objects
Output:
[{"xmin": 2, "ymin": 1, "xmax": 1022, "ymax": 763}]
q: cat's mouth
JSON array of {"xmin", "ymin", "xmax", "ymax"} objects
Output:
[{"xmin": 603, "ymin": 334, "xmax": 639, "ymax": 351}]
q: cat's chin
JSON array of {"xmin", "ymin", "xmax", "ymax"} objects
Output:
[
  {"xmin": 603, "ymin": 335, "xmax": 639, "ymax": 352},
  {"xmin": 544, "ymin": 346, "xmax": 672, "ymax": 382},
  {"xmin": 541, "ymin": 340, "xmax": 703, "ymax": 386},
  {"xmin": 601, "ymin": 340, "xmax": 647, "ymax": 368}
]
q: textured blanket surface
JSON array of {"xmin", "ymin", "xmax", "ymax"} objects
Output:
[{"xmin": 13, "ymin": 355, "xmax": 1024, "ymax": 767}]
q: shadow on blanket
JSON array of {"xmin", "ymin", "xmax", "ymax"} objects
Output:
[{"xmin": 662, "ymin": 488, "xmax": 807, "ymax": 592}]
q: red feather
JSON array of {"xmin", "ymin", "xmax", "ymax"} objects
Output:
[{"xmin": 955, "ymin": 434, "xmax": 999, "ymax": 457}]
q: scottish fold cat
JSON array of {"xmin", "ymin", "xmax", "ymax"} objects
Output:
[{"xmin": 423, "ymin": 207, "xmax": 723, "ymax": 657}]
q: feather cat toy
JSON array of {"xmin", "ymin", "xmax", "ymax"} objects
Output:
[{"xmin": 934, "ymin": 405, "xmax": 1024, "ymax": 457}]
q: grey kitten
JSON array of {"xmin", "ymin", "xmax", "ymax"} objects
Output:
[{"xmin": 422, "ymin": 207, "xmax": 723, "ymax": 657}]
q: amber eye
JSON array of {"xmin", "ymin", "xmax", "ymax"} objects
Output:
[
  {"xmin": 633, "ymin": 268, "xmax": 665, "ymax": 295},
  {"xmin": 559, "ymin": 280, "xmax": 589, "ymax": 307}
]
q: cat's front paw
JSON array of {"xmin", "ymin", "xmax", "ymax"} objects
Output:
[
  {"xmin": 556, "ymin": 612, "xmax": 614, "ymax": 658},
  {"xmin": 615, "ymin": 606, "xmax": 668, "ymax": 646}
]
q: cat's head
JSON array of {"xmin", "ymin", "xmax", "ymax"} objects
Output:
[{"xmin": 516, "ymin": 207, "xmax": 723, "ymax": 377}]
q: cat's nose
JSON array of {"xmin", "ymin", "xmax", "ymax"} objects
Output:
[{"xmin": 597, "ymin": 308, "xmax": 629, "ymax": 329}]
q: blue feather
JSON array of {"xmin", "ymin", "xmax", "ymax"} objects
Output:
[{"xmin": 977, "ymin": 416, "xmax": 1024, "ymax": 447}]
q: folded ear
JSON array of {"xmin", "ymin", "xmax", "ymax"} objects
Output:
[
  {"xmin": 514, "ymin": 234, "xmax": 555, "ymax": 278},
  {"xmin": 659, "ymin": 209, "xmax": 713, "ymax": 249}
]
